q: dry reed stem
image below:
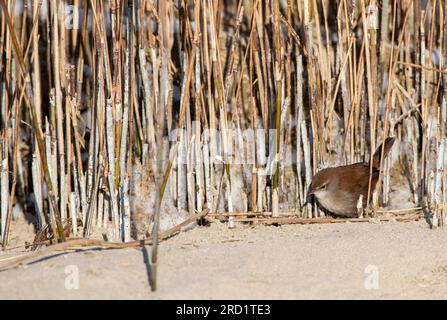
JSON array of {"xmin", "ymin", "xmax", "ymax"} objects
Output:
[
  {"xmin": 0, "ymin": 209, "xmax": 210, "ymax": 272},
  {"xmin": 231, "ymin": 213, "xmax": 421, "ymax": 224}
]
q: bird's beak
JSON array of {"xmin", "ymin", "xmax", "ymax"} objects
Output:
[{"xmin": 302, "ymin": 191, "xmax": 314, "ymax": 209}]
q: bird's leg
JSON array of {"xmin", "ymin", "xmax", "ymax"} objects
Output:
[{"xmin": 356, "ymin": 195, "xmax": 364, "ymax": 218}]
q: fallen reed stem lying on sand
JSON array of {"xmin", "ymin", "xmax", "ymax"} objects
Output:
[
  {"xmin": 0, "ymin": 209, "xmax": 210, "ymax": 271},
  {"xmin": 208, "ymin": 207, "xmax": 424, "ymax": 218},
  {"xmin": 230, "ymin": 213, "xmax": 421, "ymax": 225}
]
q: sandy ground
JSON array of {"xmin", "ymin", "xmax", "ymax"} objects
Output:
[{"xmin": 1, "ymin": 217, "xmax": 447, "ymax": 299}]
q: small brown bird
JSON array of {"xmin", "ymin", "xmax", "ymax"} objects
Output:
[{"xmin": 308, "ymin": 137, "xmax": 396, "ymax": 217}]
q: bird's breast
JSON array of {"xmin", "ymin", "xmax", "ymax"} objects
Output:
[{"xmin": 315, "ymin": 190, "xmax": 358, "ymax": 216}]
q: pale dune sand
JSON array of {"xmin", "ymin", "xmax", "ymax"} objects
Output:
[{"xmin": 1, "ymin": 218, "xmax": 447, "ymax": 299}]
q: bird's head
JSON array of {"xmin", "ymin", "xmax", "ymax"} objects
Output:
[{"xmin": 307, "ymin": 169, "xmax": 334, "ymax": 202}]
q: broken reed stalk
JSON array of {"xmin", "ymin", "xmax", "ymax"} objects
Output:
[
  {"xmin": 208, "ymin": 206, "xmax": 424, "ymax": 217},
  {"xmin": 0, "ymin": 208, "xmax": 210, "ymax": 272},
  {"xmin": 231, "ymin": 213, "xmax": 421, "ymax": 224}
]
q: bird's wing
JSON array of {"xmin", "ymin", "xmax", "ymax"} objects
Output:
[{"xmin": 336, "ymin": 164, "xmax": 380, "ymax": 196}]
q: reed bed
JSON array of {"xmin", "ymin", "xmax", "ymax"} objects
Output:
[{"xmin": 0, "ymin": 0, "xmax": 446, "ymax": 252}]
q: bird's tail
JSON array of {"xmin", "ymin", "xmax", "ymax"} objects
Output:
[{"xmin": 372, "ymin": 137, "xmax": 395, "ymax": 169}]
